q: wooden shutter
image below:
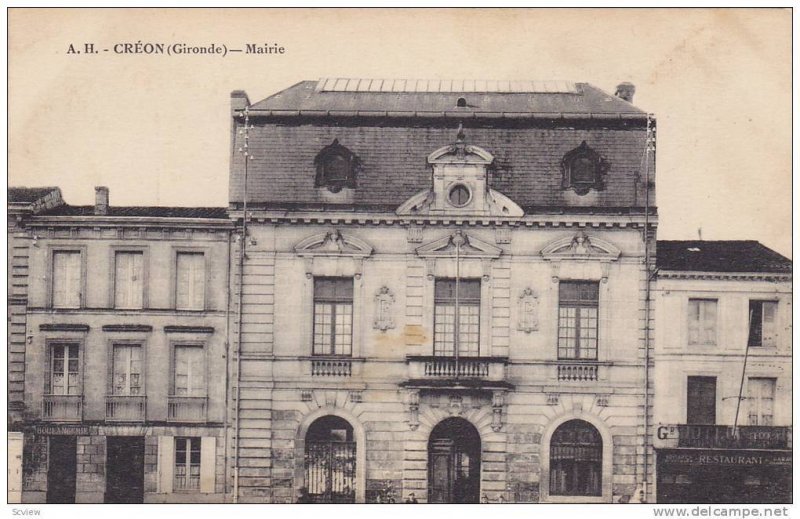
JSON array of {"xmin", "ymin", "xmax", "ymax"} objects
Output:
[
  {"xmin": 53, "ymin": 251, "xmax": 80, "ymax": 308},
  {"xmin": 701, "ymin": 301, "xmax": 716, "ymax": 344},
  {"xmin": 158, "ymin": 436, "xmax": 174, "ymax": 493},
  {"xmin": 115, "ymin": 252, "xmax": 143, "ymax": 309},
  {"xmin": 762, "ymin": 302, "xmax": 777, "ymax": 347},
  {"xmin": 199, "ymin": 437, "xmax": 216, "ymax": 493},
  {"xmin": 176, "ymin": 253, "xmax": 205, "ymax": 310}
]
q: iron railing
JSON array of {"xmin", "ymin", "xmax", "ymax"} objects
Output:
[
  {"xmin": 42, "ymin": 395, "xmax": 83, "ymax": 421},
  {"xmin": 105, "ymin": 395, "xmax": 146, "ymax": 422},
  {"xmin": 167, "ymin": 396, "xmax": 207, "ymax": 422}
]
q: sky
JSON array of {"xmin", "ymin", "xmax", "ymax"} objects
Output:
[{"xmin": 8, "ymin": 8, "xmax": 792, "ymax": 257}]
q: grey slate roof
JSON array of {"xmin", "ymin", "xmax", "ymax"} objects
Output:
[
  {"xmin": 37, "ymin": 205, "xmax": 229, "ymax": 219},
  {"xmin": 656, "ymin": 240, "xmax": 792, "ymax": 274},
  {"xmin": 248, "ymin": 79, "xmax": 646, "ymax": 117},
  {"xmin": 8, "ymin": 187, "xmax": 61, "ymax": 203}
]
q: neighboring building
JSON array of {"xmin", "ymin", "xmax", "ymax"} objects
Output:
[
  {"xmin": 8, "ymin": 187, "xmax": 65, "ymax": 503},
  {"xmin": 226, "ymin": 79, "xmax": 657, "ymax": 503},
  {"xmin": 653, "ymin": 240, "xmax": 792, "ymax": 503},
  {"xmin": 16, "ymin": 187, "xmax": 233, "ymax": 503}
]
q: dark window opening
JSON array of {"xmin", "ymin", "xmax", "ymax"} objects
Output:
[
  {"xmin": 448, "ymin": 184, "xmax": 471, "ymax": 207},
  {"xmin": 748, "ymin": 300, "xmax": 777, "ymax": 347},
  {"xmin": 550, "ymin": 420, "xmax": 602, "ymax": 497},
  {"xmin": 561, "ymin": 141, "xmax": 609, "ymax": 195},
  {"xmin": 314, "ymin": 139, "xmax": 360, "ymax": 192},
  {"xmin": 687, "ymin": 376, "xmax": 716, "ymax": 425}
]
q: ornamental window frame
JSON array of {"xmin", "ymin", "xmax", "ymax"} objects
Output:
[
  {"xmin": 314, "ymin": 139, "xmax": 360, "ymax": 192},
  {"xmin": 561, "ymin": 141, "xmax": 609, "ymax": 195}
]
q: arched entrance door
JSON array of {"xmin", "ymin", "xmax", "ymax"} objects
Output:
[
  {"xmin": 304, "ymin": 415, "xmax": 356, "ymax": 503},
  {"xmin": 427, "ymin": 417, "xmax": 481, "ymax": 503},
  {"xmin": 549, "ymin": 419, "xmax": 602, "ymax": 497}
]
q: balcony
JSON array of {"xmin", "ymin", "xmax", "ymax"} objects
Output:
[
  {"xmin": 167, "ymin": 396, "xmax": 207, "ymax": 422},
  {"xmin": 105, "ymin": 395, "xmax": 146, "ymax": 422},
  {"xmin": 311, "ymin": 357, "xmax": 352, "ymax": 377},
  {"xmin": 557, "ymin": 362, "xmax": 599, "ymax": 381},
  {"xmin": 402, "ymin": 356, "xmax": 512, "ymax": 391},
  {"xmin": 42, "ymin": 395, "xmax": 83, "ymax": 421}
]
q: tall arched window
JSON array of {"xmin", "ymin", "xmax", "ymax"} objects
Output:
[
  {"xmin": 549, "ymin": 419, "xmax": 602, "ymax": 496},
  {"xmin": 304, "ymin": 416, "xmax": 356, "ymax": 503}
]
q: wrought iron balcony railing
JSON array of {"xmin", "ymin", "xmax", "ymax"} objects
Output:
[
  {"xmin": 105, "ymin": 395, "xmax": 146, "ymax": 422},
  {"xmin": 42, "ymin": 395, "xmax": 83, "ymax": 421},
  {"xmin": 167, "ymin": 396, "xmax": 207, "ymax": 422}
]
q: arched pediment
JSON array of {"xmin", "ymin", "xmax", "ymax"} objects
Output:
[
  {"xmin": 541, "ymin": 231, "xmax": 621, "ymax": 261},
  {"xmin": 295, "ymin": 230, "xmax": 373, "ymax": 258},
  {"xmin": 416, "ymin": 230, "xmax": 502, "ymax": 259},
  {"xmin": 427, "ymin": 143, "xmax": 494, "ymax": 164}
]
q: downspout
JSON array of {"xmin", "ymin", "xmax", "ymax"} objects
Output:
[
  {"xmin": 223, "ymin": 227, "xmax": 232, "ymax": 499},
  {"xmin": 642, "ymin": 113, "xmax": 655, "ymax": 502},
  {"xmin": 233, "ymin": 106, "xmax": 251, "ymax": 503}
]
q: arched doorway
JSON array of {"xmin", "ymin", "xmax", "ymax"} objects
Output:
[
  {"xmin": 549, "ymin": 419, "xmax": 602, "ymax": 497},
  {"xmin": 427, "ymin": 417, "xmax": 481, "ymax": 503},
  {"xmin": 304, "ymin": 415, "xmax": 356, "ymax": 503}
]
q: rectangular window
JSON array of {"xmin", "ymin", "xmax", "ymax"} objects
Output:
[
  {"xmin": 172, "ymin": 345, "xmax": 206, "ymax": 397},
  {"xmin": 111, "ymin": 344, "xmax": 143, "ymax": 396},
  {"xmin": 114, "ymin": 251, "xmax": 144, "ymax": 309},
  {"xmin": 557, "ymin": 281, "xmax": 599, "ymax": 360},
  {"xmin": 747, "ymin": 377, "xmax": 776, "ymax": 426},
  {"xmin": 313, "ymin": 278, "xmax": 353, "ymax": 356},
  {"xmin": 688, "ymin": 299, "xmax": 717, "ymax": 345},
  {"xmin": 434, "ymin": 279, "xmax": 481, "ymax": 357},
  {"xmin": 49, "ymin": 343, "xmax": 80, "ymax": 395},
  {"xmin": 176, "ymin": 252, "xmax": 205, "ymax": 311},
  {"xmin": 52, "ymin": 251, "xmax": 82, "ymax": 308},
  {"xmin": 174, "ymin": 437, "xmax": 201, "ymax": 491},
  {"xmin": 687, "ymin": 376, "xmax": 716, "ymax": 425},
  {"xmin": 748, "ymin": 301, "xmax": 777, "ymax": 347}
]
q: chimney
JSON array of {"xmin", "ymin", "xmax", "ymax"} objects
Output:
[
  {"xmin": 615, "ymin": 82, "xmax": 636, "ymax": 103},
  {"xmin": 231, "ymin": 90, "xmax": 250, "ymax": 114},
  {"xmin": 94, "ymin": 186, "xmax": 109, "ymax": 216}
]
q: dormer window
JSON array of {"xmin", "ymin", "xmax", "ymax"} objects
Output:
[
  {"xmin": 561, "ymin": 141, "xmax": 609, "ymax": 195},
  {"xmin": 314, "ymin": 139, "xmax": 359, "ymax": 193}
]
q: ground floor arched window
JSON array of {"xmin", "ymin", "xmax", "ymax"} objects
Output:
[
  {"xmin": 304, "ymin": 415, "xmax": 356, "ymax": 503},
  {"xmin": 549, "ymin": 419, "xmax": 602, "ymax": 496}
]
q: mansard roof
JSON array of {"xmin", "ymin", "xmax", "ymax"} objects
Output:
[
  {"xmin": 37, "ymin": 204, "xmax": 229, "ymax": 219},
  {"xmin": 8, "ymin": 187, "xmax": 61, "ymax": 203},
  {"xmin": 656, "ymin": 240, "xmax": 791, "ymax": 274},
  {"xmin": 247, "ymin": 79, "xmax": 647, "ymax": 118}
]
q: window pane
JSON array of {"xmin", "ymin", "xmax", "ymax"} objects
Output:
[
  {"xmin": 559, "ymin": 282, "xmax": 598, "ymax": 360},
  {"xmin": 173, "ymin": 346, "xmax": 205, "ymax": 396},
  {"xmin": 689, "ymin": 299, "xmax": 717, "ymax": 345},
  {"xmin": 571, "ymin": 156, "xmax": 596, "ymax": 184},
  {"xmin": 313, "ymin": 278, "xmax": 353, "ymax": 356}
]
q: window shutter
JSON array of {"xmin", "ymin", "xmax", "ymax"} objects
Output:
[
  {"xmin": 702, "ymin": 301, "xmax": 716, "ymax": 344},
  {"xmin": 199, "ymin": 437, "xmax": 216, "ymax": 493},
  {"xmin": 158, "ymin": 436, "xmax": 174, "ymax": 493},
  {"xmin": 176, "ymin": 253, "xmax": 191, "ymax": 309},
  {"xmin": 130, "ymin": 252, "xmax": 143, "ymax": 308},
  {"xmin": 115, "ymin": 253, "xmax": 130, "ymax": 308},
  {"xmin": 66, "ymin": 252, "xmax": 81, "ymax": 307},
  {"xmin": 762, "ymin": 302, "xmax": 777, "ymax": 347},
  {"xmin": 52, "ymin": 253, "xmax": 66, "ymax": 307},
  {"xmin": 191, "ymin": 254, "xmax": 205, "ymax": 310}
]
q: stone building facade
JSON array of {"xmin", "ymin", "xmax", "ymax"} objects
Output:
[
  {"xmin": 652, "ymin": 241, "xmax": 792, "ymax": 503},
  {"xmin": 14, "ymin": 188, "xmax": 233, "ymax": 503},
  {"xmin": 226, "ymin": 79, "xmax": 657, "ymax": 503}
]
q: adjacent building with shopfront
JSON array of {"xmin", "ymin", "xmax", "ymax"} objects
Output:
[
  {"xmin": 226, "ymin": 79, "xmax": 656, "ymax": 503},
  {"xmin": 14, "ymin": 188, "xmax": 233, "ymax": 503},
  {"xmin": 653, "ymin": 240, "xmax": 792, "ymax": 503}
]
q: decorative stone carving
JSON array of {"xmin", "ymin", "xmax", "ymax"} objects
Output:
[
  {"xmin": 406, "ymin": 225, "xmax": 424, "ymax": 244},
  {"xmin": 491, "ymin": 391, "xmax": 505, "ymax": 432},
  {"xmin": 408, "ymin": 390, "xmax": 420, "ymax": 430},
  {"xmin": 295, "ymin": 230, "xmax": 374, "ymax": 258},
  {"xmin": 546, "ymin": 393, "xmax": 560, "ymax": 406},
  {"xmin": 495, "ymin": 226, "xmax": 512, "ymax": 245},
  {"xmin": 300, "ymin": 390, "xmax": 312, "ymax": 402},
  {"xmin": 373, "ymin": 286, "xmax": 395, "ymax": 332},
  {"xmin": 416, "ymin": 230, "xmax": 502, "ymax": 260},
  {"xmin": 517, "ymin": 288, "xmax": 539, "ymax": 333},
  {"xmin": 348, "ymin": 391, "xmax": 363, "ymax": 403},
  {"xmin": 448, "ymin": 395, "xmax": 464, "ymax": 416},
  {"xmin": 541, "ymin": 231, "xmax": 621, "ymax": 284},
  {"xmin": 595, "ymin": 394, "xmax": 609, "ymax": 407}
]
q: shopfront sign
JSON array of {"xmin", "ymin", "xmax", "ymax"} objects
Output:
[
  {"xmin": 34, "ymin": 424, "xmax": 91, "ymax": 436},
  {"xmin": 655, "ymin": 424, "xmax": 790, "ymax": 450},
  {"xmin": 658, "ymin": 449, "xmax": 791, "ymax": 467}
]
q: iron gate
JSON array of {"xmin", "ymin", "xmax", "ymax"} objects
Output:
[{"xmin": 305, "ymin": 440, "xmax": 356, "ymax": 503}]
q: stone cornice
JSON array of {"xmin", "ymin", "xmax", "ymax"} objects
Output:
[{"xmin": 657, "ymin": 270, "xmax": 791, "ymax": 282}]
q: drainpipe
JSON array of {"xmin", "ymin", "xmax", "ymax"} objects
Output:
[
  {"xmin": 223, "ymin": 227, "xmax": 232, "ymax": 499},
  {"xmin": 642, "ymin": 113, "xmax": 655, "ymax": 502}
]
